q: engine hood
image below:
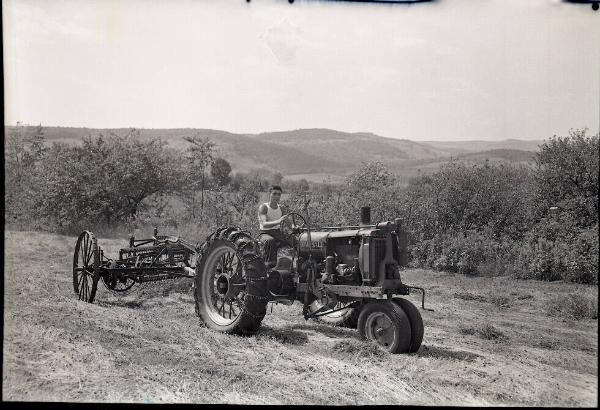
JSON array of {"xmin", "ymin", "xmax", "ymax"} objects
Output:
[{"xmin": 298, "ymin": 228, "xmax": 387, "ymax": 250}]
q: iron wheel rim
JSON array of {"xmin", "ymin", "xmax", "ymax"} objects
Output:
[
  {"xmin": 73, "ymin": 231, "xmax": 97, "ymax": 302},
  {"xmin": 201, "ymin": 245, "xmax": 246, "ymax": 326}
]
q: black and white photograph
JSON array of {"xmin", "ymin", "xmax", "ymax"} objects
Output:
[{"xmin": 3, "ymin": 0, "xmax": 599, "ymax": 405}]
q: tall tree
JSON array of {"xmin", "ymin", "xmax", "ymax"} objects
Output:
[
  {"xmin": 32, "ymin": 132, "xmax": 183, "ymax": 231},
  {"xmin": 272, "ymin": 171, "xmax": 283, "ymax": 185},
  {"xmin": 5, "ymin": 123, "xmax": 48, "ymax": 222},
  {"xmin": 211, "ymin": 157, "xmax": 232, "ymax": 187},
  {"xmin": 534, "ymin": 129, "xmax": 599, "ymax": 227},
  {"xmin": 5, "ymin": 123, "xmax": 47, "ymax": 180},
  {"xmin": 183, "ymin": 135, "xmax": 216, "ymax": 218}
]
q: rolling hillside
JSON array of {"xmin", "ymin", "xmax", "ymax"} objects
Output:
[
  {"xmin": 456, "ymin": 149, "xmax": 536, "ymax": 163},
  {"xmin": 5, "ymin": 126, "xmax": 541, "ymax": 182},
  {"xmin": 422, "ymin": 139, "xmax": 544, "ymax": 153}
]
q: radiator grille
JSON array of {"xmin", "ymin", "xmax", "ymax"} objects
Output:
[{"xmin": 362, "ymin": 237, "xmax": 385, "ymax": 281}]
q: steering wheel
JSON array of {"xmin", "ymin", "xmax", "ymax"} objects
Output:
[{"xmin": 280, "ymin": 212, "xmax": 309, "ymax": 236}]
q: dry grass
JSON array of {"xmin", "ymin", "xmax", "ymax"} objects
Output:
[
  {"xmin": 459, "ymin": 324, "xmax": 509, "ymax": 342},
  {"xmin": 2, "ymin": 230, "xmax": 598, "ymax": 405}
]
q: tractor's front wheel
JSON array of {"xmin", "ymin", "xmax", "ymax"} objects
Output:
[
  {"xmin": 194, "ymin": 228, "xmax": 268, "ymax": 335},
  {"xmin": 357, "ymin": 300, "xmax": 412, "ymax": 353},
  {"xmin": 392, "ymin": 298, "xmax": 424, "ymax": 353}
]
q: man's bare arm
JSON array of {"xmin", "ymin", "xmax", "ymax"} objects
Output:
[{"xmin": 258, "ymin": 204, "xmax": 285, "ymax": 229}]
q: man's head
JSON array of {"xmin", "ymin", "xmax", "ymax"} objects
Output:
[{"xmin": 269, "ymin": 185, "xmax": 282, "ymax": 203}]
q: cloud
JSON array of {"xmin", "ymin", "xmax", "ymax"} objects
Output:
[
  {"xmin": 4, "ymin": 1, "xmax": 102, "ymax": 46},
  {"xmin": 261, "ymin": 17, "xmax": 303, "ymax": 65}
]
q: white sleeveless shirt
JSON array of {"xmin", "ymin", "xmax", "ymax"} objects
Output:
[{"xmin": 259, "ymin": 202, "xmax": 282, "ymax": 231}]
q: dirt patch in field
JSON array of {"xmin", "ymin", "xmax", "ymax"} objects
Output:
[{"xmin": 2, "ymin": 230, "xmax": 598, "ymax": 405}]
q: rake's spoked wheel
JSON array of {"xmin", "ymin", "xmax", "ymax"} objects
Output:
[
  {"xmin": 392, "ymin": 298, "xmax": 424, "ymax": 353},
  {"xmin": 194, "ymin": 228, "xmax": 268, "ymax": 335},
  {"xmin": 308, "ymin": 300, "xmax": 362, "ymax": 328},
  {"xmin": 73, "ymin": 231, "xmax": 100, "ymax": 303},
  {"xmin": 357, "ymin": 300, "xmax": 412, "ymax": 354}
]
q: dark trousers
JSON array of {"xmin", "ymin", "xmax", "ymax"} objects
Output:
[{"xmin": 258, "ymin": 229, "xmax": 292, "ymax": 266}]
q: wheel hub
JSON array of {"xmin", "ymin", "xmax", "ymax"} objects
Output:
[
  {"xmin": 216, "ymin": 274, "xmax": 229, "ymax": 295},
  {"xmin": 366, "ymin": 312, "xmax": 396, "ymax": 348},
  {"xmin": 202, "ymin": 245, "xmax": 247, "ymax": 326}
]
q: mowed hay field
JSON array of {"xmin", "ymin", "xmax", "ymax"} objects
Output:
[{"xmin": 3, "ymin": 230, "xmax": 598, "ymax": 405}]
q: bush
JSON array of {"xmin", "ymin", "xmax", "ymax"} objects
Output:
[
  {"xmin": 409, "ymin": 229, "xmax": 516, "ymax": 276},
  {"xmin": 407, "ymin": 221, "xmax": 598, "ymax": 285},
  {"xmin": 406, "ymin": 161, "xmax": 535, "ymax": 240},
  {"xmin": 545, "ymin": 292, "xmax": 598, "ymax": 320},
  {"xmin": 513, "ymin": 221, "xmax": 598, "ymax": 284},
  {"xmin": 563, "ymin": 226, "xmax": 599, "ymax": 284}
]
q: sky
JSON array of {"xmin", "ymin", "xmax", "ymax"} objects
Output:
[{"xmin": 3, "ymin": 0, "xmax": 600, "ymax": 141}]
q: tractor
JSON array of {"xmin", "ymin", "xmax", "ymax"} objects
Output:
[{"xmin": 194, "ymin": 206, "xmax": 432, "ymax": 353}]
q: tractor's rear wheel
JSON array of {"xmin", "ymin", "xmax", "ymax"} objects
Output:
[
  {"xmin": 308, "ymin": 300, "xmax": 362, "ymax": 328},
  {"xmin": 73, "ymin": 231, "xmax": 100, "ymax": 303},
  {"xmin": 194, "ymin": 228, "xmax": 268, "ymax": 335},
  {"xmin": 392, "ymin": 298, "xmax": 424, "ymax": 353},
  {"xmin": 357, "ymin": 300, "xmax": 412, "ymax": 353}
]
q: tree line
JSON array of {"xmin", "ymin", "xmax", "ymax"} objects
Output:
[{"xmin": 5, "ymin": 125, "xmax": 598, "ymax": 284}]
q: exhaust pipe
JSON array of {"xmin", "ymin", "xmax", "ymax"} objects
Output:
[{"xmin": 360, "ymin": 206, "xmax": 371, "ymax": 226}]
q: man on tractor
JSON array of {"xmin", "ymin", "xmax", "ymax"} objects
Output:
[{"xmin": 257, "ymin": 185, "xmax": 292, "ymax": 268}]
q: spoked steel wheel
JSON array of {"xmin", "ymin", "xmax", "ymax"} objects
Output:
[
  {"xmin": 194, "ymin": 228, "xmax": 268, "ymax": 335},
  {"xmin": 73, "ymin": 231, "xmax": 100, "ymax": 303},
  {"xmin": 203, "ymin": 245, "xmax": 246, "ymax": 325},
  {"xmin": 357, "ymin": 300, "xmax": 412, "ymax": 353}
]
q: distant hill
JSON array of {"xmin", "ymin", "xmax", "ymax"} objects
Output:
[
  {"xmin": 422, "ymin": 139, "xmax": 543, "ymax": 153},
  {"xmin": 253, "ymin": 129, "xmax": 454, "ymax": 160},
  {"xmin": 456, "ymin": 149, "xmax": 536, "ymax": 163},
  {"xmin": 5, "ymin": 126, "xmax": 541, "ymax": 182}
]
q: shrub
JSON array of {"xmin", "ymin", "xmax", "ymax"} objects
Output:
[
  {"xmin": 410, "ymin": 217, "xmax": 598, "ymax": 285},
  {"xmin": 410, "ymin": 230, "xmax": 516, "ymax": 276},
  {"xmin": 513, "ymin": 222, "xmax": 598, "ymax": 285},
  {"xmin": 563, "ymin": 226, "xmax": 599, "ymax": 284},
  {"xmin": 406, "ymin": 161, "xmax": 536, "ymax": 240},
  {"xmin": 545, "ymin": 292, "xmax": 598, "ymax": 320}
]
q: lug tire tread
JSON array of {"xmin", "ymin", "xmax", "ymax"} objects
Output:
[{"xmin": 194, "ymin": 229, "xmax": 268, "ymax": 336}]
